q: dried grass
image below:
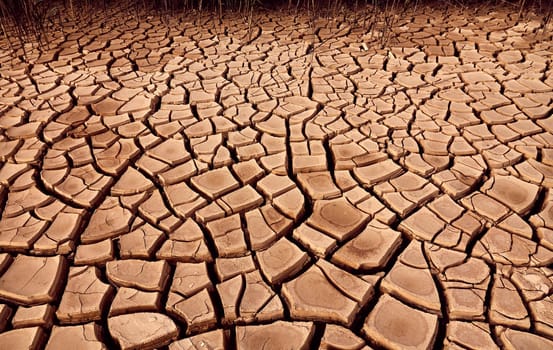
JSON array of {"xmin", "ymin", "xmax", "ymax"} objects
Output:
[{"xmin": 0, "ymin": 0, "xmax": 550, "ymax": 50}]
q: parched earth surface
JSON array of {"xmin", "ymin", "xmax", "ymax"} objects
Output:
[{"xmin": 1, "ymin": 3, "xmax": 553, "ymax": 349}]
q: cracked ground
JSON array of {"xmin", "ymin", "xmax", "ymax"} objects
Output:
[{"xmin": 1, "ymin": 2, "xmax": 553, "ymax": 349}]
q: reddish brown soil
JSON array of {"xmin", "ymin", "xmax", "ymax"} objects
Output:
[{"xmin": 0, "ymin": 3, "xmax": 553, "ymax": 349}]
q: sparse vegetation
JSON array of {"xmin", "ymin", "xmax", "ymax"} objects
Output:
[{"xmin": 0, "ymin": 0, "xmax": 552, "ymax": 52}]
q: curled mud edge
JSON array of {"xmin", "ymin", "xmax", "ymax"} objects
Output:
[{"xmin": 0, "ymin": 1, "xmax": 553, "ymax": 349}]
